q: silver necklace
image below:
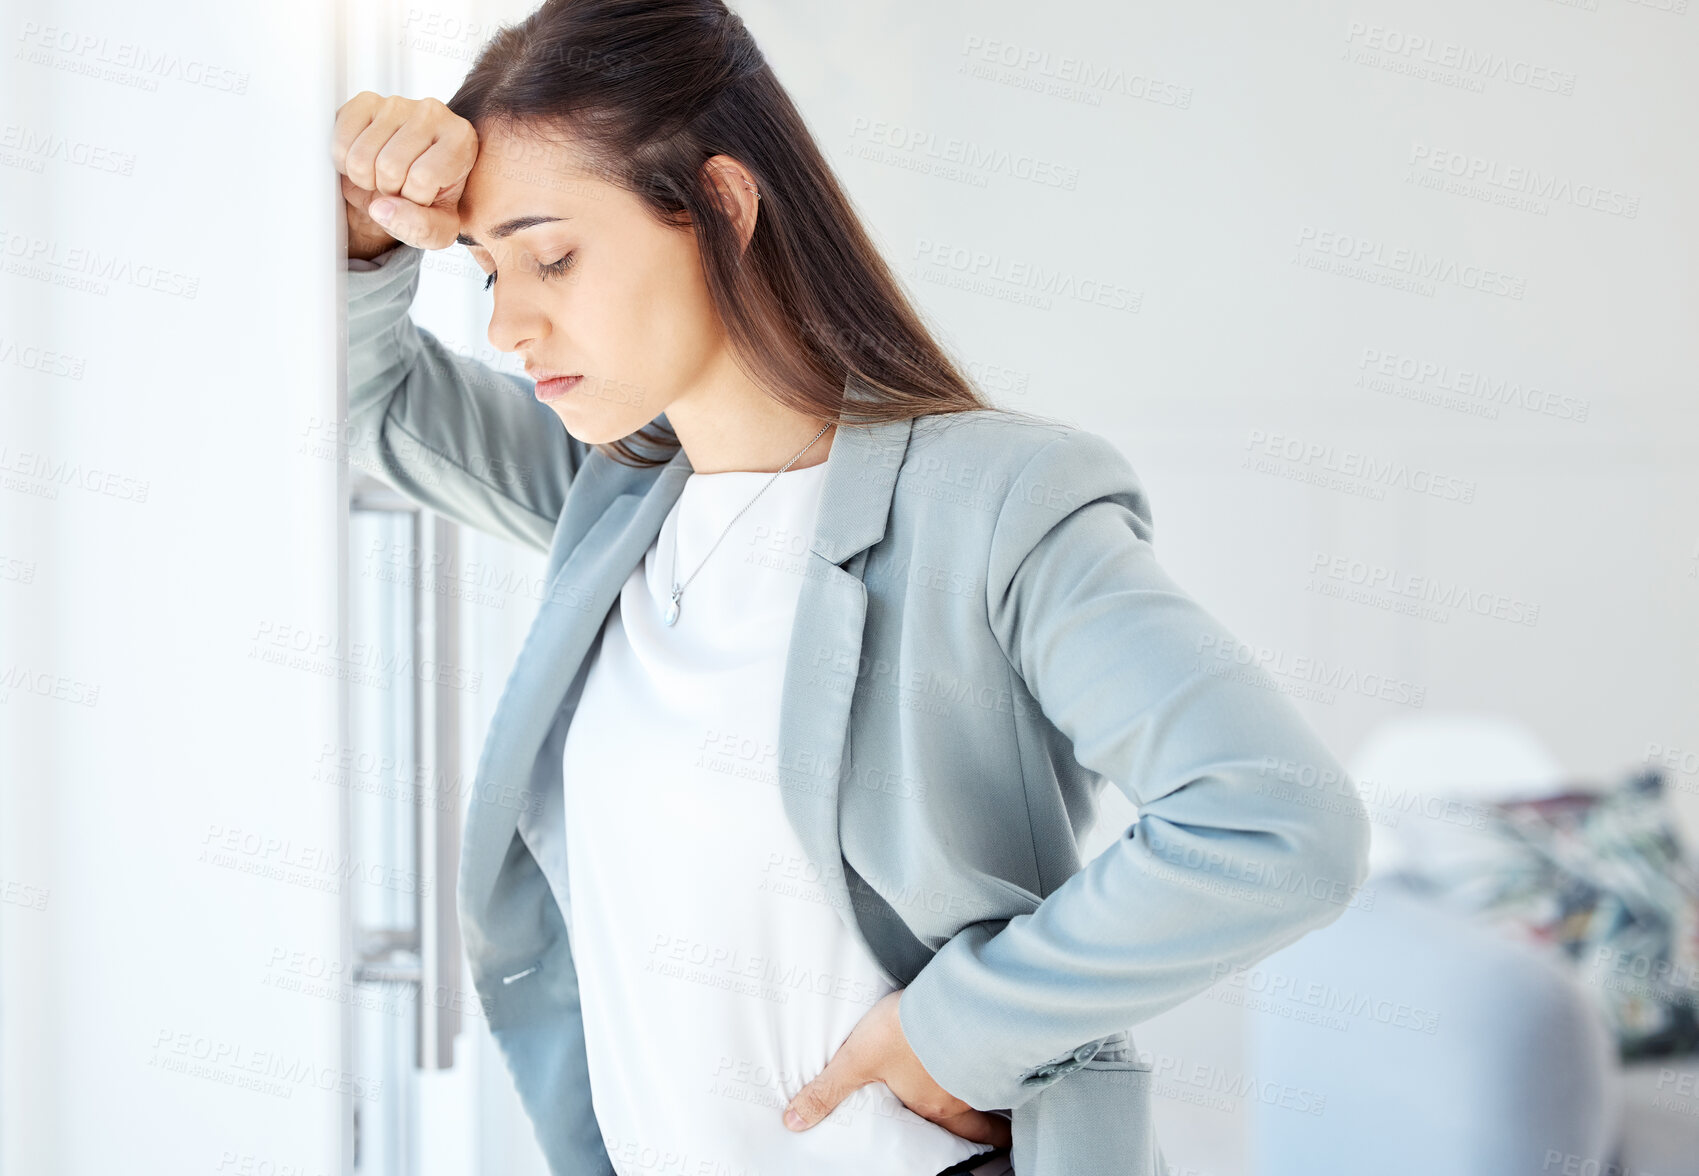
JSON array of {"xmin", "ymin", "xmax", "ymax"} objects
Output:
[{"xmin": 663, "ymin": 420, "xmax": 834, "ymax": 627}]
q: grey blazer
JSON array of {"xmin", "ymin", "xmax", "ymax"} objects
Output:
[{"xmin": 346, "ymin": 245, "xmax": 1373, "ymax": 1176}]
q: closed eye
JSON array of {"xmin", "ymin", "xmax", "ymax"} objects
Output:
[{"xmin": 482, "ymin": 252, "xmax": 577, "ymax": 291}]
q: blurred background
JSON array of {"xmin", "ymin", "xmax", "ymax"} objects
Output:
[{"xmin": 2, "ymin": 0, "xmax": 1696, "ymax": 1173}]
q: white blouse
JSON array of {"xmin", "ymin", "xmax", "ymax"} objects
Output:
[{"xmin": 560, "ymin": 459, "xmax": 998, "ymax": 1176}]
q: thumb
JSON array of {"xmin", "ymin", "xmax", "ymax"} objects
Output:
[
  {"xmin": 783, "ymin": 1056, "xmax": 861, "ymax": 1132},
  {"xmin": 366, "ymin": 195, "xmax": 458, "ymax": 251}
]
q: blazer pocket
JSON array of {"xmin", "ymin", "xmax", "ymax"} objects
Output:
[{"xmin": 1010, "ymin": 1056, "xmax": 1158, "ymax": 1176}]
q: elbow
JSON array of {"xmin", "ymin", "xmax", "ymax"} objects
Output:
[{"xmin": 1291, "ymin": 772, "xmax": 1374, "ymax": 934}]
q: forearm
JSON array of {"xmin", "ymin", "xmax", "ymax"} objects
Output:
[{"xmin": 897, "ymin": 426, "xmax": 1373, "ymax": 1113}]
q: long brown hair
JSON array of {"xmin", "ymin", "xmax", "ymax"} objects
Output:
[{"xmin": 447, "ymin": 0, "xmax": 1056, "ymax": 466}]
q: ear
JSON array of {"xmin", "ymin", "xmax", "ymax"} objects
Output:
[{"xmin": 700, "ymin": 153, "xmax": 761, "ymax": 251}]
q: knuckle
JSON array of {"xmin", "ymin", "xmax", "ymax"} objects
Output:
[
  {"xmin": 399, "ymin": 176, "xmax": 436, "ymax": 207},
  {"xmin": 330, "ymin": 122, "xmax": 360, "ymax": 160},
  {"xmin": 373, "ymin": 158, "xmax": 408, "ymax": 194},
  {"xmin": 915, "ymin": 1094, "xmax": 952, "ymax": 1118}
]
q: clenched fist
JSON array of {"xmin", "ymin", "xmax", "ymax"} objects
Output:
[{"xmin": 330, "ymin": 92, "xmax": 480, "ymax": 260}]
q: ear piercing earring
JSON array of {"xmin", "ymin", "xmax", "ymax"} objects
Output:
[{"xmin": 743, "ymin": 179, "xmax": 761, "ymax": 200}]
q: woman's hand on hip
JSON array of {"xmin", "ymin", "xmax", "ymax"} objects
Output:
[
  {"xmin": 330, "ymin": 92, "xmax": 479, "ymax": 259},
  {"xmin": 781, "ymin": 988, "xmax": 1012, "ymax": 1148}
]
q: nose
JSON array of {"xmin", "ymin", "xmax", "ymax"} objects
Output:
[{"xmin": 485, "ymin": 283, "xmax": 549, "ymax": 356}]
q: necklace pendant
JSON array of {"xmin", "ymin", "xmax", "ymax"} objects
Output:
[{"xmin": 663, "ymin": 585, "xmax": 682, "ymax": 627}]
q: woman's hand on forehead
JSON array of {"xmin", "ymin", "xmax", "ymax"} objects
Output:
[{"xmin": 331, "ymin": 92, "xmax": 480, "ymax": 257}]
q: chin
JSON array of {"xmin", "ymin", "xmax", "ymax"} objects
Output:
[{"xmin": 554, "ymin": 408, "xmax": 632, "ymax": 449}]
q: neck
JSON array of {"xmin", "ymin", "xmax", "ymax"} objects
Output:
[{"xmin": 663, "ymin": 356, "xmax": 835, "ymax": 475}]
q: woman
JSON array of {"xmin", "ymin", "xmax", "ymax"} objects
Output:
[{"xmin": 330, "ymin": 3, "xmax": 1372, "ymax": 1174}]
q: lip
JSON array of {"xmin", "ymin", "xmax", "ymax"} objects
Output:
[{"xmin": 531, "ymin": 373, "xmax": 583, "ymax": 403}]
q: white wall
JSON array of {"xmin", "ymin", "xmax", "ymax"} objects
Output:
[{"xmin": 2, "ymin": 0, "xmax": 350, "ymax": 1172}]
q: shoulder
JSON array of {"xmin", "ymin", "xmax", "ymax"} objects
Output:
[
  {"xmin": 902, "ymin": 409, "xmax": 1153, "ymax": 538},
  {"xmin": 904, "ymin": 407, "xmax": 1071, "ymax": 467}
]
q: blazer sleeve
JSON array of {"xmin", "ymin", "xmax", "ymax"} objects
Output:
[
  {"xmin": 345, "ymin": 243, "xmax": 586, "ymax": 553},
  {"xmin": 896, "ymin": 426, "xmax": 1374, "ymax": 1113}
]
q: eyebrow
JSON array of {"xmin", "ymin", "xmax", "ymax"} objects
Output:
[{"xmin": 455, "ymin": 215, "xmax": 569, "ymax": 248}]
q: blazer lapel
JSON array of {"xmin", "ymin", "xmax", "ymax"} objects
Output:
[
  {"xmin": 459, "ymin": 408, "xmax": 916, "ymax": 986},
  {"xmin": 777, "ymin": 413, "xmax": 913, "ymax": 985},
  {"xmin": 459, "ymin": 446, "xmax": 693, "ymax": 914}
]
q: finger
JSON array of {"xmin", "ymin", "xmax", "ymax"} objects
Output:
[
  {"xmin": 329, "ymin": 91, "xmax": 381, "ymax": 170},
  {"xmin": 399, "ymin": 125, "xmax": 478, "ymax": 209},
  {"xmin": 371, "ymin": 115, "xmax": 444, "ymax": 200},
  {"xmin": 340, "ymin": 98, "xmax": 413, "ymax": 191},
  {"xmin": 340, "ymin": 171, "xmax": 372, "ymax": 208},
  {"xmin": 341, "ymin": 174, "xmax": 388, "ymax": 230},
  {"xmin": 367, "ymin": 195, "xmax": 459, "ymax": 251},
  {"xmin": 783, "ymin": 1062, "xmax": 868, "ymax": 1131},
  {"xmin": 782, "ymin": 1079, "xmax": 836, "ymax": 1131},
  {"xmin": 341, "ymin": 182, "xmax": 397, "ymax": 257},
  {"xmin": 932, "ymin": 1108, "xmax": 1013, "ymax": 1149}
]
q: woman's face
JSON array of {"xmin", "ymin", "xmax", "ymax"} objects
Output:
[{"xmin": 455, "ymin": 123, "xmax": 723, "ymax": 444}]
